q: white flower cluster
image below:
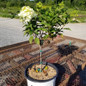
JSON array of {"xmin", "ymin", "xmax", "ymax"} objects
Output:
[{"xmin": 18, "ymin": 6, "xmax": 37, "ymax": 23}]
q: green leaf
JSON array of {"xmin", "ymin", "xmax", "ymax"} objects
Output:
[
  {"xmin": 29, "ymin": 31, "xmax": 33, "ymax": 35},
  {"xmin": 41, "ymin": 28, "xmax": 47, "ymax": 32},
  {"xmin": 24, "ymin": 31, "xmax": 27, "ymax": 36},
  {"xmin": 64, "ymin": 28, "xmax": 71, "ymax": 31},
  {"xmin": 35, "ymin": 38, "xmax": 40, "ymax": 45},
  {"xmin": 29, "ymin": 36, "xmax": 33, "ymax": 44},
  {"xmin": 24, "ymin": 29, "xmax": 30, "ymax": 36},
  {"xmin": 51, "ymin": 30, "xmax": 55, "ymax": 32},
  {"xmin": 44, "ymin": 35, "xmax": 49, "ymax": 39}
]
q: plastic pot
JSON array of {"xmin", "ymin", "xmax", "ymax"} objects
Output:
[{"xmin": 25, "ymin": 62, "xmax": 58, "ymax": 86}]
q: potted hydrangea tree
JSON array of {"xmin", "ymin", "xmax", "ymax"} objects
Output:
[{"xmin": 18, "ymin": 2, "xmax": 71, "ymax": 86}]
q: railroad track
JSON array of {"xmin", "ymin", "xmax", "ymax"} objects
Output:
[{"xmin": 0, "ymin": 36, "xmax": 86, "ymax": 86}]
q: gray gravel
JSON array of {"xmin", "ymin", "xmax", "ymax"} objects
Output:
[{"xmin": 0, "ymin": 17, "xmax": 86, "ymax": 47}]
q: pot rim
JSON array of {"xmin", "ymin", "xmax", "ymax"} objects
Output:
[{"xmin": 25, "ymin": 62, "xmax": 58, "ymax": 82}]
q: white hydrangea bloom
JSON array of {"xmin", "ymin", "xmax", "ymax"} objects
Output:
[{"xmin": 18, "ymin": 6, "xmax": 37, "ymax": 24}]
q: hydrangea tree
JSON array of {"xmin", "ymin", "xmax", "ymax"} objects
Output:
[{"xmin": 18, "ymin": 2, "xmax": 71, "ymax": 69}]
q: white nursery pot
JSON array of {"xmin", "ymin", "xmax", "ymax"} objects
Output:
[{"xmin": 25, "ymin": 62, "xmax": 58, "ymax": 86}]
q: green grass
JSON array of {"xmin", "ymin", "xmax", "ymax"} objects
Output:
[
  {"xmin": 74, "ymin": 10, "xmax": 86, "ymax": 23},
  {"xmin": 67, "ymin": 8, "xmax": 86, "ymax": 23},
  {"xmin": 0, "ymin": 6, "xmax": 86, "ymax": 23},
  {"xmin": 0, "ymin": 7, "xmax": 21, "ymax": 18},
  {"xmin": 75, "ymin": 17, "xmax": 86, "ymax": 23}
]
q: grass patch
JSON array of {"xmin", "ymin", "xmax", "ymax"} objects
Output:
[
  {"xmin": 0, "ymin": 6, "xmax": 86, "ymax": 23},
  {"xmin": 67, "ymin": 8, "xmax": 86, "ymax": 23},
  {"xmin": 75, "ymin": 17, "xmax": 86, "ymax": 23},
  {"xmin": 0, "ymin": 7, "xmax": 21, "ymax": 18},
  {"xmin": 77, "ymin": 10, "xmax": 86, "ymax": 15}
]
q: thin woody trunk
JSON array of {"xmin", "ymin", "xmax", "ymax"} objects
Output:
[
  {"xmin": 39, "ymin": 30, "xmax": 43, "ymax": 72},
  {"xmin": 39, "ymin": 45, "xmax": 42, "ymax": 72}
]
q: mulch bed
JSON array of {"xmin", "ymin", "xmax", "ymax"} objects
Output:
[{"xmin": 0, "ymin": 36, "xmax": 86, "ymax": 86}]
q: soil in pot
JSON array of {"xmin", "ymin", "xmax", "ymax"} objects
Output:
[{"xmin": 28, "ymin": 64, "xmax": 57, "ymax": 80}]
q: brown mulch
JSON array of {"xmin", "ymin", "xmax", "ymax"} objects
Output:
[{"xmin": 0, "ymin": 36, "xmax": 86, "ymax": 86}]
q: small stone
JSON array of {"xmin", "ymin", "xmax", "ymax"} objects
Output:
[
  {"xmin": 43, "ymin": 70, "xmax": 48, "ymax": 76},
  {"xmin": 45, "ymin": 73, "xmax": 48, "ymax": 76},
  {"xmin": 42, "ymin": 78, "xmax": 44, "ymax": 80},
  {"xmin": 43, "ymin": 70, "xmax": 47, "ymax": 73}
]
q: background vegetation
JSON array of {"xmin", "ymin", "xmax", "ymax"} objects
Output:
[{"xmin": 0, "ymin": 0, "xmax": 86, "ymax": 23}]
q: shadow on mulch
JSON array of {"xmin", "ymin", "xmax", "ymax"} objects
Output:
[
  {"xmin": 53, "ymin": 64, "xmax": 84, "ymax": 86},
  {"xmin": 58, "ymin": 44, "xmax": 78, "ymax": 56},
  {"xmin": 21, "ymin": 79, "xmax": 27, "ymax": 86},
  {"xmin": 67, "ymin": 65, "xmax": 83, "ymax": 86},
  {"xmin": 53, "ymin": 63, "xmax": 66, "ymax": 86}
]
